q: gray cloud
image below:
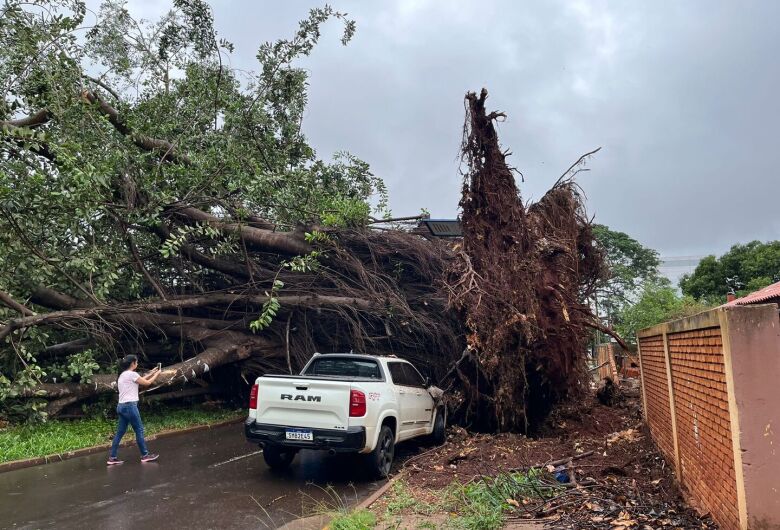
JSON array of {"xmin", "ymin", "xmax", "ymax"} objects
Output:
[{"xmin": 128, "ymin": 0, "xmax": 780, "ymax": 257}]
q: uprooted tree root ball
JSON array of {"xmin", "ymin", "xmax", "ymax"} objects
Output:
[{"xmin": 446, "ymin": 89, "xmax": 608, "ymax": 432}]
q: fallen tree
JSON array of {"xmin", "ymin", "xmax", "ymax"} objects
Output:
[
  {"xmin": 1, "ymin": 222, "xmax": 462, "ymax": 416},
  {"xmin": 0, "ymin": 1, "xmax": 462, "ymax": 418},
  {"xmin": 1, "ymin": 3, "xmax": 613, "ymax": 430}
]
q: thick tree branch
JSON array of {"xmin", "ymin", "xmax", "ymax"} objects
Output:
[
  {"xmin": 241, "ymin": 214, "xmax": 276, "ymax": 230},
  {"xmin": 368, "ymin": 214, "xmax": 428, "ymax": 224},
  {"xmin": 182, "ymin": 244, "xmax": 252, "ymax": 279},
  {"xmin": 42, "ymin": 338, "xmax": 93, "ymax": 358},
  {"xmin": 0, "ymin": 290, "xmax": 34, "ymax": 316},
  {"xmin": 22, "ymin": 332, "xmax": 264, "ymax": 401},
  {"xmin": 0, "ymin": 308, "xmax": 225, "ymax": 341},
  {"xmin": 151, "ymin": 223, "xmax": 250, "ymax": 280},
  {"xmin": 172, "ymin": 204, "xmax": 310, "ymax": 255},
  {"xmin": 30, "ymin": 285, "xmax": 94, "ymax": 310},
  {"xmin": 1, "ymin": 110, "xmax": 56, "ymax": 161},
  {"xmin": 0, "ymin": 109, "xmax": 51, "ymax": 129},
  {"xmin": 46, "ymin": 396, "xmax": 81, "ymax": 416},
  {"xmin": 142, "ymin": 385, "xmax": 223, "ymax": 403},
  {"xmin": 22, "ymin": 285, "xmax": 360, "ymax": 346},
  {"xmin": 82, "ymin": 75, "xmax": 120, "ymax": 100},
  {"xmin": 0, "ymin": 292, "xmax": 382, "ymax": 341},
  {"xmin": 583, "ymin": 319, "xmax": 631, "ymax": 352},
  {"xmin": 223, "ymin": 204, "xmax": 277, "ymax": 230},
  {"xmin": 81, "ymin": 90, "xmax": 192, "ymax": 165}
]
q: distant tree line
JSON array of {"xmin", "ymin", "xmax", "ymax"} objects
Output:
[
  {"xmin": 593, "ymin": 232, "xmax": 780, "ymax": 344},
  {"xmin": 680, "ymin": 241, "xmax": 780, "ymax": 302}
]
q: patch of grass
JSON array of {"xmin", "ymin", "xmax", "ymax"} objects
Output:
[
  {"xmin": 302, "ymin": 484, "xmax": 374, "ymax": 530},
  {"xmin": 0, "ymin": 404, "xmax": 242, "ymax": 463},
  {"xmin": 375, "ymin": 472, "xmax": 562, "ymax": 530},
  {"xmin": 380, "ymin": 480, "xmax": 435, "ymax": 529},
  {"xmin": 442, "ymin": 469, "xmax": 563, "ymax": 530},
  {"xmin": 384, "ymin": 480, "xmax": 435, "ymax": 517},
  {"xmin": 329, "ymin": 509, "xmax": 376, "ymax": 530}
]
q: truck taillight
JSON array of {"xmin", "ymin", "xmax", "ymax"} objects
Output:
[
  {"xmin": 349, "ymin": 389, "xmax": 366, "ymax": 417},
  {"xmin": 249, "ymin": 384, "xmax": 259, "ymax": 409}
]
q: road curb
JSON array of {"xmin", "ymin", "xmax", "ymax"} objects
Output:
[
  {"xmin": 355, "ymin": 471, "xmax": 404, "ymax": 510},
  {"xmin": 276, "ymin": 472, "xmax": 403, "ymax": 530},
  {"xmin": 0, "ymin": 415, "xmax": 244, "ymax": 474}
]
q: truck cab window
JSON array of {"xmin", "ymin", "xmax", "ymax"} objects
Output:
[
  {"xmin": 305, "ymin": 358, "xmax": 381, "ymax": 379},
  {"xmin": 387, "ymin": 362, "xmax": 409, "ymax": 385},
  {"xmin": 401, "ymin": 363, "xmax": 426, "ymax": 387}
]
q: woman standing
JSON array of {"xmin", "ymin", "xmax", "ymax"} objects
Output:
[{"xmin": 107, "ymin": 354, "xmax": 162, "ymax": 465}]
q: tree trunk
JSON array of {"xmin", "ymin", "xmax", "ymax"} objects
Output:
[{"xmin": 24, "ymin": 333, "xmax": 260, "ymax": 402}]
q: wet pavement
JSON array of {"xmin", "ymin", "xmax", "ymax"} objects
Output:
[{"xmin": 0, "ymin": 424, "xmax": 387, "ymax": 530}]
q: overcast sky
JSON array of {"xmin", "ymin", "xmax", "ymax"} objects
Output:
[{"xmin": 125, "ymin": 1, "xmax": 780, "ymax": 257}]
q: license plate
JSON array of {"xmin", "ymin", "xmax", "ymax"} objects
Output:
[{"xmin": 285, "ymin": 428, "xmax": 313, "ymax": 441}]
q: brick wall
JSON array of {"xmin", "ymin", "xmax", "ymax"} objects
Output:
[
  {"xmin": 595, "ymin": 343, "xmax": 619, "ymax": 383},
  {"xmin": 639, "ymin": 306, "xmax": 780, "ymax": 530},
  {"xmin": 668, "ymin": 328, "xmax": 740, "ymax": 529},
  {"xmin": 637, "ymin": 334, "xmax": 675, "ymax": 461}
]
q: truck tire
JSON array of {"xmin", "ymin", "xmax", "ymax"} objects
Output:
[
  {"xmin": 262, "ymin": 444, "xmax": 297, "ymax": 470},
  {"xmin": 431, "ymin": 408, "xmax": 446, "ymax": 446},
  {"xmin": 367, "ymin": 425, "xmax": 395, "ymax": 479}
]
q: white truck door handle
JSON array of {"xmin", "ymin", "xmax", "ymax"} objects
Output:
[{"xmin": 398, "ymin": 389, "xmax": 406, "ymax": 395}]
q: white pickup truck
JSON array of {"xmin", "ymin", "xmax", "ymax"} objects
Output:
[{"xmin": 244, "ymin": 353, "xmax": 446, "ymax": 478}]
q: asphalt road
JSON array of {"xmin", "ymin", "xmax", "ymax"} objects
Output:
[{"xmin": 0, "ymin": 423, "xmax": 387, "ymax": 530}]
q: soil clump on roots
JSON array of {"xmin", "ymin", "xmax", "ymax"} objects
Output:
[{"xmin": 446, "ymin": 89, "xmax": 606, "ymax": 432}]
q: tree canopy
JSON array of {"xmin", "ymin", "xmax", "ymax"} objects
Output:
[
  {"xmin": 680, "ymin": 241, "xmax": 780, "ymax": 302},
  {"xmin": 591, "ymin": 224, "xmax": 660, "ymax": 334},
  {"xmin": 0, "ymin": 0, "xmax": 453, "ymax": 421},
  {"xmin": 614, "ymin": 277, "xmax": 708, "ymax": 341}
]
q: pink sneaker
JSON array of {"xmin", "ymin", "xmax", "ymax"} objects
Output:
[
  {"xmin": 107, "ymin": 457, "xmax": 124, "ymax": 465},
  {"xmin": 141, "ymin": 453, "xmax": 159, "ymax": 462}
]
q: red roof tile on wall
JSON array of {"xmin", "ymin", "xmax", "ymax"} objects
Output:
[{"xmin": 728, "ymin": 280, "xmax": 780, "ymax": 305}]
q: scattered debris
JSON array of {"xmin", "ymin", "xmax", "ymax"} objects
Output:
[
  {"xmin": 606, "ymin": 428, "xmax": 641, "ymax": 446},
  {"xmin": 385, "ymin": 391, "xmax": 716, "ymax": 529},
  {"xmin": 597, "ymin": 378, "xmax": 622, "ymax": 406}
]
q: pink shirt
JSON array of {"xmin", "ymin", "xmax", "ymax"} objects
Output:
[{"xmin": 118, "ymin": 370, "xmax": 140, "ymax": 403}]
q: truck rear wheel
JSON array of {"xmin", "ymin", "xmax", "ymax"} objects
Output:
[
  {"xmin": 262, "ymin": 444, "xmax": 297, "ymax": 470},
  {"xmin": 367, "ymin": 425, "xmax": 395, "ymax": 479}
]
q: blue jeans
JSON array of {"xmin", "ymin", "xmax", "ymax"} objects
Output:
[{"xmin": 109, "ymin": 402, "xmax": 148, "ymax": 458}]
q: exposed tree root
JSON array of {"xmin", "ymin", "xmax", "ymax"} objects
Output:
[{"xmin": 446, "ymin": 89, "xmax": 606, "ymax": 432}]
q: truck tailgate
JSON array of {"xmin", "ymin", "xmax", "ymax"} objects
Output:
[{"xmin": 256, "ymin": 377, "xmax": 351, "ymax": 430}]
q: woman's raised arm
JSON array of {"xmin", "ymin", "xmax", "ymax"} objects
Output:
[{"xmin": 136, "ymin": 367, "xmax": 161, "ymax": 387}]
